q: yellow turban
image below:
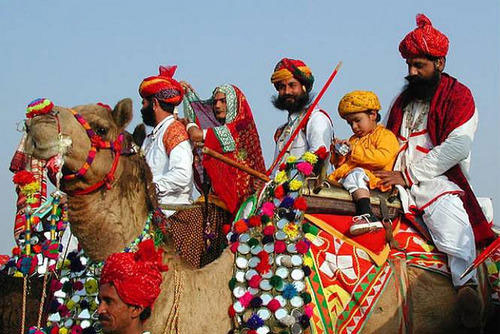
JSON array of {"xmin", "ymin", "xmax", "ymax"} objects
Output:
[{"xmin": 338, "ymin": 90, "xmax": 381, "ymax": 118}]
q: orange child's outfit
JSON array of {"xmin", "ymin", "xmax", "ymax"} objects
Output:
[{"xmin": 328, "ymin": 124, "xmax": 400, "ymax": 193}]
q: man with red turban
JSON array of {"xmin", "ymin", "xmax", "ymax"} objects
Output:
[
  {"xmin": 139, "ymin": 65, "xmax": 194, "ymax": 216},
  {"xmin": 270, "ymin": 58, "xmax": 333, "ymax": 172},
  {"xmin": 97, "ymin": 239, "xmax": 168, "ymax": 334},
  {"xmin": 374, "ymin": 14, "xmax": 495, "ymax": 327}
]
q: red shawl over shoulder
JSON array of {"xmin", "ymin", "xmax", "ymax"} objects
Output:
[
  {"xmin": 387, "ymin": 73, "xmax": 494, "ymax": 245},
  {"xmin": 203, "ymin": 86, "xmax": 266, "ymax": 214}
]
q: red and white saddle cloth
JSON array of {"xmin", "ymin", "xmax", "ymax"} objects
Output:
[{"xmin": 303, "ymin": 214, "xmax": 500, "ymax": 334}]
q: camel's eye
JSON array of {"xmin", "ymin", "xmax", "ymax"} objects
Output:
[{"xmin": 95, "ymin": 127, "xmax": 108, "ymax": 136}]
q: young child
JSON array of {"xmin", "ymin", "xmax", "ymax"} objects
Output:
[{"xmin": 328, "ymin": 91, "xmax": 400, "ymax": 235}]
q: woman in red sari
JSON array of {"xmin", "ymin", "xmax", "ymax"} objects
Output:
[{"xmin": 183, "ymin": 84, "xmax": 266, "ymax": 214}]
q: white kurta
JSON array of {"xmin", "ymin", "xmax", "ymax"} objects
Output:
[
  {"xmin": 274, "ymin": 108, "xmax": 333, "ymax": 163},
  {"xmin": 392, "ymin": 100, "xmax": 478, "ymax": 286},
  {"xmin": 142, "ymin": 116, "xmax": 194, "ymax": 216}
]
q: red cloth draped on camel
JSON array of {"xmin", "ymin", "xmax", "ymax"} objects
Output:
[{"xmin": 183, "ymin": 84, "xmax": 266, "ymax": 214}]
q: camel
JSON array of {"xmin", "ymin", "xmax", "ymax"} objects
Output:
[
  {"xmin": 25, "ymin": 99, "xmax": 233, "ymax": 334},
  {"xmin": 24, "ymin": 98, "xmax": 496, "ymax": 334}
]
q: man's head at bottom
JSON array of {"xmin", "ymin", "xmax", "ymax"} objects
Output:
[
  {"xmin": 97, "ymin": 283, "xmax": 151, "ymax": 333},
  {"xmin": 97, "ymin": 239, "xmax": 167, "ymax": 334}
]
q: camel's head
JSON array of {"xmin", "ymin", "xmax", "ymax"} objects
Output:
[{"xmin": 25, "ymin": 98, "xmax": 134, "ymax": 193}]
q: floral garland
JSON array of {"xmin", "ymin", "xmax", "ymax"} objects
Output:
[{"xmin": 227, "ymin": 147, "xmax": 328, "ymax": 334}]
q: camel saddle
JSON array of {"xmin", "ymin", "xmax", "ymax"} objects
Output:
[{"xmin": 301, "ymin": 178, "xmax": 402, "ymax": 220}]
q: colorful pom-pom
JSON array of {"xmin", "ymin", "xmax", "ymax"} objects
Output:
[
  {"xmin": 303, "ymin": 265, "xmax": 312, "ymax": 277},
  {"xmin": 304, "ymin": 304, "xmax": 314, "ymax": 317},
  {"xmin": 261, "ymin": 202, "xmax": 275, "ymax": 217},
  {"xmin": 262, "ymin": 235, "xmax": 274, "ymax": 244},
  {"xmin": 282, "ymin": 283, "xmax": 298, "ymax": 299},
  {"xmin": 296, "ymin": 161, "xmax": 313, "ymax": 176},
  {"xmin": 274, "ymin": 185, "xmax": 285, "ymax": 199},
  {"xmin": 248, "ymin": 215, "xmax": 262, "ymax": 227},
  {"xmin": 270, "ymin": 275, "xmax": 283, "ymax": 289},
  {"xmin": 263, "ymin": 225, "xmax": 275, "ymax": 236},
  {"xmin": 293, "ymin": 196, "xmax": 308, "ymax": 211},
  {"xmin": 228, "ymin": 277, "xmax": 237, "ymax": 290},
  {"xmin": 248, "ymin": 274, "xmax": 262, "ymax": 289},
  {"xmin": 228, "ymin": 304, "xmax": 236, "ymax": 317},
  {"xmin": 222, "ymin": 224, "xmax": 231, "ymax": 235},
  {"xmin": 234, "ymin": 220, "xmax": 248, "ymax": 233},
  {"xmin": 239, "ymin": 291, "xmax": 253, "ymax": 308},
  {"xmin": 249, "ymin": 296, "xmax": 263, "ymax": 308},
  {"xmin": 279, "ymin": 196, "xmax": 295, "ymax": 208},
  {"xmin": 289, "ymin": 179, "xmax": 303, "ymax": 191},
  {"xmin": 314, "ymin": 146, "xmax": 329, "ymax": 160},
  {"xmin": 267, "ymin": 298, "xmax": 281, "ymax": 311},
  {"xmin": 274, "ymin": 240, "xmax": 286, "ymax": 254},
  {"xmin": 230, "ymin": 242, "xmax": 239, "ymax": 253},
  {"xmin": 248, "ymin": 238, "xmax": 259, "ymax": 247},
  {"xmin": 296, "ymin": 240, "xmax": 310, "ymax": 254},
  {"xmin": 13, "ymin": 171, "xmax": 36, "ymax": 186},
  {"xmin": 230, "ymin": 233, "xmax": 239, "ymax": 243},
  {"xmin": 300, "ymin": 292, "xmax": 312, "ymax": 304},
  {"xmin": 246, "ymin": 313, "xmax": 264, "ymax": 330},
  {"xmin": 26, "ymin": 98, "xmax": 54, "ymax": 118}
]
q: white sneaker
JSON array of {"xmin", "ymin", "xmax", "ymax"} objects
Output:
[{"xmin": 349, "ymin": 214, "xmax": 383, "ymax": 236}]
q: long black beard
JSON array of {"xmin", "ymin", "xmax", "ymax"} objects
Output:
[
  {"xmin": 404, "ymin": 71, "xmax": 441, "ymax": 101},
  {"xmin": 272, "ymin": 91, "xmax": 312, "ymax": 113},
  {"xmin": 141, "ymin": 105, "xmax": 156, "ymax": 127}
]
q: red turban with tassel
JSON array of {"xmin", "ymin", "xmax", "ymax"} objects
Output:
[
  {"xmin": 100, "ymin": 239, "xmax": 168, "ymax": 308},
  {"xmin": 139, "ymin": 65, "xmax": 184, "ymax": 106},
  {"xmin": 399, "ymin": 14, "xmax": 449, "ymax": 59}
]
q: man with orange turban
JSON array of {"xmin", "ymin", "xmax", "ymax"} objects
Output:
[
  {"xmin": 270, "ymin": 58, "xmax": 333, "ymax": 171},
  {"xmin": 97, "ymin": 239, "xmax": 168, "ymax": 334},
  {"xmin": 139, "ymin": 65, "xmax": 194, "ymax": 216},
  {"xmin": 375, "ymin": 14, "xmax": 495, "ymax": 327}
]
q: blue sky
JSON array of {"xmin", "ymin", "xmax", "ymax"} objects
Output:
[{"xmin": 0, "ymin": 0, "xmax": 498, "ymax": 254}]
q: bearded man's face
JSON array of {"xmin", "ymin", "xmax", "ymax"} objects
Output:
[
  {"xmin": 140, "ymin": 98, "xmax": 156, "ymax": 126},
  {"xmin": 272, "ymin": 77, "xmax": 311, "ymax": 113},
  {"xmin": 404, "ymin": 57, "xmax": 444, "ymax": 101}
]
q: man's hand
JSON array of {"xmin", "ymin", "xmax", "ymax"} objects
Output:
[
  {"xmin": 179, "ymin": 81, "xmax": 194, "ymax": 94},
  {"xmin": 373, "ymin": 170, "xmax": 407, "ymax": 187}
]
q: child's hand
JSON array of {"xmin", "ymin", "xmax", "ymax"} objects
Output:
[
  {"xmin": 333, "ymin": 138, "xmax": 349, "ymax": 146},
  {"xmin": 332, "ymin": 138, "xmax": 351, "ymax": 157}
]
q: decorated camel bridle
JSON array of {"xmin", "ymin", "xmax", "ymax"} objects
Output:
[
  {"xmin": 61, "ymin": 108, "xmax": 127, "ymax": 195},
  {"xmin": 35, "ymin": 104, "xmax": 137, "ymax": 196}
]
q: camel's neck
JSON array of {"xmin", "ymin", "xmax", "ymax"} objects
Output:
[{"xmin": 66, "ymin": 158, "xmax": 150, "ymax": 262}]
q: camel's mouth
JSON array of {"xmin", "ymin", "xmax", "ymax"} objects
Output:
[{"xmin": 25, "ymin": 116, "xmax": 72, "ymax": 160}]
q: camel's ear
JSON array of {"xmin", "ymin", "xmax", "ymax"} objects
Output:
[
  {"xmin": 112, "ymin": 98, "xmax": 133, "ymax": 129},
  {"xmin": 132, "ymin": 123, "xmax": 146, "ymax": 147}
]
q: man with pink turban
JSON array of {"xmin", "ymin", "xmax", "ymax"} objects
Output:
[
  {"xmin": 97, "ymin": 239, "xmax": 168, "ymax": 334},
  {"xmin": 375, "ymin": 14, "xmax": 495, "ymax": 328}
]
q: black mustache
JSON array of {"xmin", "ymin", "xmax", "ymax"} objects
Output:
[
  {"xmin": 99, "ymin": 315, "xmax": 111, "ymax": 322},
  {"xmin": 405, "ymin": 75, "xmax": 425, "ymax": 84}
]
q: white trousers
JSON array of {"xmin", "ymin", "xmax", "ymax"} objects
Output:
[
  {"xmin": 422, "ymin": 193, "xmax": 477, "ymax": 286},
  {"xmin": 341, "ymin": 167, "xmax": 369, "ymax": 194}
]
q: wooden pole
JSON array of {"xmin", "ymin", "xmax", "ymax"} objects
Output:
[{"xmin": 201, "ymin": 147, "xmax": 270, "ymax": 182}]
